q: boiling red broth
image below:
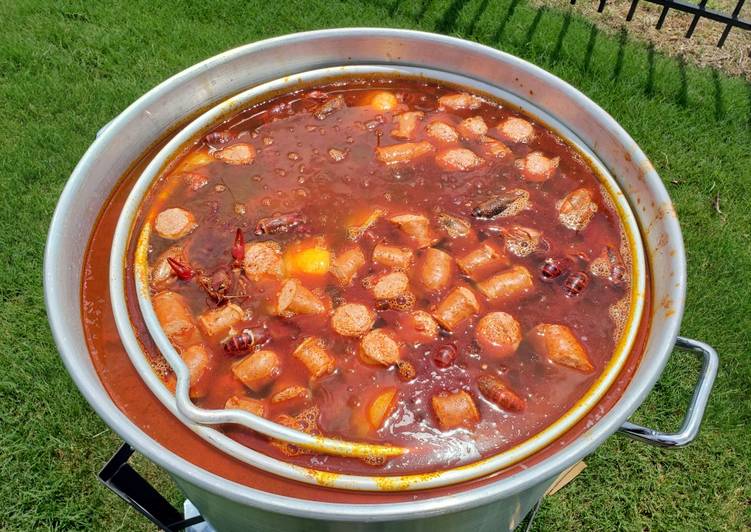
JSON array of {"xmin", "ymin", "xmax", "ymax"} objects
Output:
[{"xmin": 131, "ymin": 78, "xmax": 633, "ymax": 476}]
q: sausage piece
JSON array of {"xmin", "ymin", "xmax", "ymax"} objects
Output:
[
  {"xmin": 456, "ymin": 242, "xmax": 509, "ymax": 280},
  {"xmin": 476, "ymin": 265, "xmax": 534, "ymax": 304},
  {"xmin": 475, "ymin": 312, "xmax": 522, "ymax": 358},
  {"xmin": 275, "ymin": 279, "xmax": 325, "ymax": 316},
  {"xmin": 197, "ymin": 303, "xmax": 243, "ymax": 337},
  {"xmin": 152, "ymin": 291, "xmax": 201, "ymax": 349},
  {"xmin": 270, "ymin": 385, "xmax": 311, "ymax": 408},
  {"xmin": 515, "ymin": 151, "xmax": 560, "ymax": 182},
  {"xmin": 419, "ymin": 248, "xmax": 454, "ymax": 292},
  {"xmin": 360, "ymin": 329, "xmax": 401, "ymax": 366},
  {"xmin": 426, "ymin": 120, "xmax": 460, "ymax": 144},
  {"xmin": 330, "ymin": 246, "xmax": 366, "ymax": 286},
  {"xmin": 496, "ymin": 116, "xmax": 535, "ymax": 144},
  {"xmin": 435, "ymin": 148, "xmax": 484, "ymax": 172},
  {"xmin": 154, "ymin": 208, "xmax": 197, "ymax": 240},
  {"xmin": 436, "ymin": 212, "xmax": 472, "ymax": 239},
  {"xmin": 479, "ymin": 135, "xmax": 512, "ymax": 159},
  {"xmin": 438, "ymin": 93, "xmax": 484, "ymax": 111},
  {"xmin": 432, "ymin": 286, "xmax": 480, "ymax": 330},
  {"xmin": 373, "ymin": 244, "xmax": 414, "ymax": 271},
  {"xmin": 390, "ymin": 213, "xmax": 436, "ymax": 248},
  {"xmin": 293, "ymin": 337, "xmax": 335, "ymax": 379},
  {"xmin": 399, "ymin": 310, "xmax": 440, "ymax": 343},
  {"xmin": 225, "ymin": 395, "xmax": 268, "ymax": 417},
  {"xmin": 214, "ymin": 143, "xmax": 256, "ymax": 165},
  {"xmin": 375, "ymin": 141, "xmax": 435, "ymax": 165},
  {"xmin": 557, "ymin": 188, "xmax": 598, "ymax": 231},
  {"xmin": 391, "ymin": 111, "xmax": 424, "ymax": 139},
  {"xmin": 331, "ymin": 303, "xmax": 376, "ymax": 337},
  {"xmin": 232, "ymin": 350, "xmax": 281, "ymax": 392},
  {"xmin": 367, "ymin": 271, "xmax": 410, "ymax": 300},
  {"xmin": 527, "ymin": 324, "xmax": 594, "ymax": 372},
  {"xmin": 457, "ymin": 116, "xmax": 488, "ymax": 139},
  {"xmin": 181, "ymin": 344, "xmax": 210, "ymax": 396},
  {"xmin": 243, "ymin": 241, "xmax": 284, "ymax": 281},
  {"xmin": 150, "ymin": 245, "xmax": 187, "ymax": 289},
  {"xmin": 477, "ymin": 374, "xmax": 525, "ymax": 412},
  {"xmin": 431, "ymin": 390, "xmax": 480, "ymax": 430}
]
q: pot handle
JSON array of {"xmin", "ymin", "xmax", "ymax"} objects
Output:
[{"xmin": 618, "ymin": 336, "xmax": 718, "ymax": 448}]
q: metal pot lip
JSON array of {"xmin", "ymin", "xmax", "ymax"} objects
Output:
[{"xmin": 45, "ymin": 28, "xmax": 686, "ymax": 520}]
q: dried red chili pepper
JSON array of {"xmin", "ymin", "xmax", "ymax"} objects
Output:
[{"xmin": 166, "ymin": 257, "xmax": 195, "ymax": 280}]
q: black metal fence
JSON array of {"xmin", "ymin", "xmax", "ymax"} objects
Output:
[{"xmin": 571, "ymin": 0, "xmax": 750, "ymax": 48}]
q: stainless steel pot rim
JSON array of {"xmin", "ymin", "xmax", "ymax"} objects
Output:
[{"xmin": 46, "ymin": 28, "xmax": 686, "ymax": 519}]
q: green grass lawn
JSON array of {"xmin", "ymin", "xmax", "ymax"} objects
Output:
[{"xmin": 1, "ymin": 0, "xmax": 749, "ymax": 530}]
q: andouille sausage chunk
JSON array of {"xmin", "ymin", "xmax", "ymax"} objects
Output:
[
  {"xmin": 457, "ymin": 116, "xmax": 488, "ymax": 139},
  {"xmin": 436, "ymin": 212, "xmax": 472, "ymax": 239},
  {"xmin": 270, "ymin": 385, "xmax": 311, "ymax": 409},
  {"xmin": 275, "ymin": 279, "xmax": 326, "ymax": 316},
  {"xmin": 389, "ymin": 213, "xmax": 436, "ymax": 248},
  {"xmin": 150, "ymin": 245, "xmax": 187, "ymax": 289},
  {"xmin": 477, "ymin": 374, "xmax": 525, "ymax": 412},
  {"xmin": 435, "ymin": 148, "xmax": 484, "ymax": 172},
  {"xmin": 432, "ymin": 286, "xmax": 480, "ymax": 330},
  {"xmin": 360, "ymin": 329, "xmax": 401, "ymax": 366},
  {"xmin": 391, "ymin": 111, "xmax": 424, "ymax": 139},
  {"xmin": 496, "ymin": 116, "xmax": 535, "ymax": 144},
  {"xmin": 419, "ymin": 248, "xmax": 454, "ymax": 292},
  {"xmin": 154, "ymin": 208, "xmax": 197, "ymax": 240},
  {"xmin": 502, "ymin": 226, "xmax": 542, "ymax": 257},
  {"xmin": 197, "ymin": 303, "xmax": 244, "ymax": 337},
  {"xmin": 527, "ymin": 324, "xmax": 594, "ymax": 372},
  {"xmin": 181, "ymin": 343, "xmax": 210, "ymax": 391},
  {"xmin": 432, "ymin": 390, "xmax": 480, "ymax": 430},
  {"xmin": 214, "ymin": 143, "xmax": 256, "ymax": 165},
  {"xmin": 475, "ymin": 312, "xmax": 522, "ymax": 358},
  {"xmin": 330, "ymin": 246, "xmax": 366, "ymax": 286},
  {"xmin": 331, "ymin": 303, "xmax": 376, "ymax": 337},
  {"xmin": 426, "ymin": 120, "xmax": 460, "ymax": 144},
  {"xmin": 456, "ymin": 242, "xmax": 509, "ymax": 280},
  {"xmin": 366, "ymin": 271, "xmax": 410, "ymax": 300},
  {"xmin": 477, "ymin": 265, "xmax": 534, "ymax": 304},
  {"xmin": 515, "ymin": 151, "xmax": 560, "ymax": 182},
  {"xmin": 479, "ymin": 135, "xmax": 512, "ymax": 159},
  {"xmin": 232, "ymin": 350, "xmax": 281, "ymax": 392},
  {"xmin": 438, "ymin": 92, "xmax": 484, "ymax": 111},
  {"xmin": 152, "ymin": 291, "xmax": 201, "ymax": 349},
  {"xmin": 557, "ymin": 188, "xmax": 598, "ymax": 231},
  {"xmin": 399, "ymin": 310, "xmax": 440, "ymax": 343},
  {"xmin": 225, "ymin": 395, "xmax": 268, "ymax": 418},
  {"xmin": 372, "ymin": 244, "xmax": 414, "ymax": 271},
  {"xmin": 243, "ymin": 241, "xmax": 284, "ymax": 281},
  {"xmin": 375, "ymin": 141, "xmax": 435, "ymax": 165},
  {"xmin": 293, "ymin": 337, "xmax": 335, "ymax": 379}
]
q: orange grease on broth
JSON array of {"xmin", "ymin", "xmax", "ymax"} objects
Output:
[{"xmin": 83, "ymin": 78, "xmax": 651, "ymax": 496}]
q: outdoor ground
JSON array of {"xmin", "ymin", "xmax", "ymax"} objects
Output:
[{"xmin": 1, "ymin": 1, "xmax": 749, "ymax": 530}]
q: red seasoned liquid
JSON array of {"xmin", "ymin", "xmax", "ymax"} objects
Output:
[{"xmin": 132, "ymin": 78, "xmax": 632, "ymax": 476}]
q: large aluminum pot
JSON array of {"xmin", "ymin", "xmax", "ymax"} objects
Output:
[{"xmin": 44, "ymin": 29, "xmax": 717, "ymax": 531}]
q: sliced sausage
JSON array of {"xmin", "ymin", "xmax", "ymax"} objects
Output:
[
  {"xmin": 225, "ymin": 395, "xmax": 268, "ymax": 417},
  {"xmin": 438, "ymin": 92, "xmax": 484, "ymax": 111},
  {"xmin": 391, "ymin": 111, "xmax": 424, "ymax": 139},
  {"xmin": 503, "ymin": 226, "xmax": 542, "ymax": 257},
  {"xmin": 475, "ymin": 312, "xmax": 522, "ymax": 358},
  {"xmin": 330, "ymin": 246, "xmax": 366, "ymax": 286},
  {"xmin": 152, "ymin": 291, "xmax": 201, "ymax": 349},
  {"xmin": 293, "ymin": 337, "xmax": 335, "ymax": 379},
  {"xmin": 154, "ymin": 207, "xmax": 197, "ymax": 240},
  {"xmin": 214, "ymin": 143, "xmax": 256, "ymax": 165},
  {"xmin": 432, "ymin": 286, "xmax": 480, "ymax": 330},
  {"xmin": 366, "ymin": 271, "xmax": 410, "ymax": 300},
  {"xmin": 419, "ymin": 248, "xmax": 454, "ymax": 292},
  {"xmin": 476, "ymin": 265, "xmax": 534, "ymax": 304},
  {"xmin": 331, "ymin": 303, "xmax": 376, "ymax": 337},
  {"xmin": 197, "ymin": 303, "xmax": 243, "ymax": 337},
  {"xmin": 232, "ymin": 349, "xmax": 281, "ymax": 392},
  {"xmin": 557, "ymin": 188, "xmax": 598, "ymax": 231},
  {"xmin": 372, "ymin": 244, "xmax": 414, "ymax": 271},
  {"xmin": 431, "ymin": 390, "xmax": 480, "ymax": 430},
  {"xmin": 456, "ymin": 242, "xmax": 509, "ymax": 280},
  {"xmin": 436, "ymin": 212, "xmax": 472, "ymax": 239},
  {"xmin": 150, "ymin": 245, "xmax": 187, "ymax": 289},
  {"xmin": 270, "ymin": 384, "xmax": 312, "ymax": 408},
  {"xmin": 243, "ymin": 241, "xmax": 284, "ymax": 281},
  {"xmin": 426, "ymin": 120, "xmax": 460, "ymax": 144},
  {"xmin": 457, "ymin": 116, "xmax": 488, "ymax": 139},
  {"xmin": 389, "ymin": 213, "xmax": 436, "ymax": 248},
  {"xmin": 400, "ymin": 310, "xmax": 440, "ymax": 343},
  {"xmin": 181, "ymin": 343, "xmax": 210, "ymax": 393},
  {"xmin": 477, "ymin": 374, "xmax": 525, "ymax": 412},
  {"xmin": 435, "ymin": 148, "xmax": 484, "ymax": 172},
  {"xmin": 496, "ymin": 116, "xmax": 535, "ymax": 144},
  {"xmin": 375, "ymin": 141, "xmax": 435, "ymax": 165},
  {"xmin": 515, "ymin": 151, "xmax": 560, "ymax": 182},
  {"xmin": 275, "ymin": 279, "xmax": 325, "ymax": 316},
  {"xmin": 527, "ymin": 324, "xmax": 594, "ymax": 372},
  {"xmin": 479, "ymin": 135, "xmax": 512, "ymax": 159},
  {"xmin": 360, "ymin": 329, "xmax": 401, "ymax": 366}
]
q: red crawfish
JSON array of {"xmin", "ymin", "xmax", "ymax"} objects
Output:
[
  {"xmin": 222, "ymin": 326, "xmax": 270, "ymax": 354},
  {"xmin": 166, "ymin": 257, "xmax": 196, "ymax": 281},
  {"xmin": 255, "ymin": 212, "xmax": 307, "ymax": 235},
  {"xmin": 231, "ymin": 228, "xmax": 245, "ymax": 265},
  {"xmin": 563, "ymin": 271, "xmax": 589, "ymax": 297}
]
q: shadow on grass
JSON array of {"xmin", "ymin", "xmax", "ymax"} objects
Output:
[
  {"xmin": 466, "ymin": 0, "xmax": 491, "ymax": 37},
  {"xmin": 552, "ymin": 12, "xmax": 572, "ymax": 63},
  {"xmin": 491, "ymin": 0, "xmax": 522, "ymax": 45}
]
